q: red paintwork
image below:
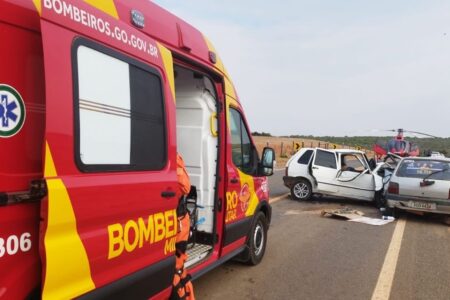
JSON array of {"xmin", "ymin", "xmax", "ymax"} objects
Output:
[
  {"xmin": 0, "ymin": 2, "xmax": 44, "ymax": 298},
  {"xmin": 0, "ymin": 203, "xmax": 41, "ymax": 299},
  {"xmin": 0, "ymin": 0, "xmax": 269, "ymax": 298},
  {"xmin": 115, "ymin": 1, "xmax": 219, "ymax": 76},
  {"xmin": 374, "ymin": 129, "xmax": 421, "ymax": 158},
  {"xmin": 0, "ymin": 2, "xmax": 44, "ymax": 193},
  {"xmin": 40, "ymin": 16, "xmax": 178, "ymax": 289}
]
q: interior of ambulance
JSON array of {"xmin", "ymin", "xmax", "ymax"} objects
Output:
[{"xmin": 174, "ymin": 65, "xmax": 219, "ymax": 268}]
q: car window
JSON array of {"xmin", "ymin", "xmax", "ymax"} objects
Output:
[
  {"xmin": 397, "ymin": 159, "xmax": 450, "ymax": 181},
  {"xmin": 315, "ymin": 150, "xmax": 337, "ymax": 169},
  {"xmin": 298, "ymin": 150, "xmax": 313, "ymax": 165},
  {"xmin": 341, "ymin": 154, "xmax": 366, "ymax": 172}
]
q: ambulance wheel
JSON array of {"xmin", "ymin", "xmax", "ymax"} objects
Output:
[
  {"xmin": 291, "ymin": 179, "xmax": 312, "ymax": 201},
  {"xmin": 245, "ymin": 212, "xmax": 268, "ymax": 266}
]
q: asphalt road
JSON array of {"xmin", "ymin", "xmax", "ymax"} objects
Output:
[
  {"xmin": 194, "ymin": 170, "xmax": 450, "ymax": 300},
  {"xmin": 268, "ymin": 168, "xmax": 288, "ymax": 198}
]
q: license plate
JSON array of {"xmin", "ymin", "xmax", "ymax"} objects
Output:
[{"xmin": 407, "ymin": 201, "xmax": 437, "ymax": 210}]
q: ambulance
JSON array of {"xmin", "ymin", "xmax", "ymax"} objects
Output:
[{"xmin": 0, "ymin": 1, "xmax": 275, "ymax": 299}]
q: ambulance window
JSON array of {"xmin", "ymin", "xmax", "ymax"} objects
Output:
[
  {"xmin": 75, "ymin": 43, "xmax": 166, "ymax": 172},
  {"xmin": 229, "ymin": 108, "xmax": 257, "ymax": 174}
]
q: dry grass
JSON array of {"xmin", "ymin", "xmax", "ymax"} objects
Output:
[{"xmin": 253, "ymin": 136, "xmax": 374, "ymax": 166}]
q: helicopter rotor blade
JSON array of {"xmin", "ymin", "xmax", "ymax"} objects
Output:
[{"xmin": 402, "ymin": 130, "xmax": 439, "ymax": 138}]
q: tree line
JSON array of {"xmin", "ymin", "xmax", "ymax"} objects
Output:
[{"xmin": 287, "ymin": 135, "xmax": 450, "ymax": 156}]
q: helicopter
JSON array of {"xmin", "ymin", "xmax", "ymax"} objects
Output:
[{"xmin": 373, "ymin": 129, "xmax": 438, "ymax": 158}]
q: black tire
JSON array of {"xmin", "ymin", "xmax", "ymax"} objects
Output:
[
  {"xmin": 383, "ymin": 207, "xmax": 396, "ymax": 218},
  {"xmin": 290, "ymin": 179, "xmax": 312, "ymax": 201},
  {"xmin": 245, "ymin": 212, "xmax": 268, "ymax": 266}
]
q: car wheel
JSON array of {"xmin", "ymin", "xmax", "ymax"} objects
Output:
[
  {"xmin": 245, "ymin": 212, "xmax": 268, "ymax": 266},
  {"xmin": 383, "ymin": 207, "xmax": 396, "ymax": 218},
  {"xmin": 290, "ymin": 179, "xmax": 312, "ymax": 201}
]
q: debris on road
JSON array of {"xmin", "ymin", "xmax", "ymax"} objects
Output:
[
  {"xmin": 284, "ymin": 210, "xmax": 302, "ymax": 215},
  {"xmin": 321, "ymin": 207, "xmax": 365, "ymax": 220},
  {"xmin": 349, "ymin": 216, "xmax": 395, "ymax": 226},
  {"xmin": 321, "ymin": 207, "xmax": 395, "ymax": 225}
]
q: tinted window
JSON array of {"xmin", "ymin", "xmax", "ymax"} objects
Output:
[
  {"xmin": 75, "ymin": 43, "xmax": 166, "ymax": 172},
  {"xmin": 397, "ymin": 159, "xmax": 450, "ymax": 181},
  {"xmin": 298, "ymin": 150, "xmax": 313, "ymax": 165},
  {"xmin": 315, "ymin": 150, "xmax": 337, "ymax": 169},
  {"xmin": 229, "ymin": 108, "xmax": 257, "ymax": 174}
]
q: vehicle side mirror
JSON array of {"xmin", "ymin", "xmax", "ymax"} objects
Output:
[{"xmin": 259, "ymin": 147, "xmax": 275, "ymax": 176}]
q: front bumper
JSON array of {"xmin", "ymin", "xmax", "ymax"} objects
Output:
[{"xmin": 386, "ymin": 194, "xmax": 450, "ymax": 215}]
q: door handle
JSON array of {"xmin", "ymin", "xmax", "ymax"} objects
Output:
[
  {"xmin": 230, "ymin": 178, "xmax": 239, "ymax": 184},
  {"xmin": 312, "ymin": 167, "xmax": 319, "ymax": 170},
  {"xmin": 161, "ymin": 191, "xmax": 176, "ymax": 198}
]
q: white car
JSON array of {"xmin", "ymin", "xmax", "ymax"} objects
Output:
[
  {"xmin": 430, "ymin": 151, "xmax": 445, "ymax": 158},
  {"xmin": 385, "ymin": 157, "xmax": 450, "ymax": 216},
  {"xmin": 283, "ymin": 148, "xmax": 390, "ymax": 207}
]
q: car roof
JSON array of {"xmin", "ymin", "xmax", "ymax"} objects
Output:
[
  {"xmin": 298, "ymin": 147, "xmax": 366, "ymax": 155},
  {"xmin": 401, "ymin": 156, "xmax": 450, "ymax": 162},
  {"xmin": 314, "ymin": 147, "xmax": 366, "ymax": 155}
]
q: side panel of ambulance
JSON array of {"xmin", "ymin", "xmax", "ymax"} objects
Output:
[
  {"xmin": 0, "ymin": 1, "xmax": 45, "ymax": 299},
  {"xmin": 39, "ymin": 2, "xmax": 178, "ymax": 299}
]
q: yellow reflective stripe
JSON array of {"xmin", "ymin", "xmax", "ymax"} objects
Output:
[
  {"xmin": 32, "ymin": 0, "xmax": 42, "ymax": 15},
  {"xmin": 83, "ymin": 0, "xmax": 118, "ymax": 19},
  {"xmin": 43, "ymin": 180, "xmax": 96, "ymax": 300},
  {"xmin": 224, "ymin": 77, "xmax": 237, "ymax": 99},
  {"xmin": 157, "ymin": 42, "xmax": 176, "ymax": 103},
  {"xmin": 203, "ymin": 35, "xmax": 238, "ymax": 99},
  {"xmin": 237, "ymin": 170, "xmax": 259, "ymax": 217},
  {"xmin": 203, "ymin": 36, "xmax": 226, "ymax": 73},
  {"xmin": 44, "ymin": 141, "xmax": 57, "ymax": 178},
  {"xmin": 43, "ymin": 144, "xmax": 95, "ymax": 299}
]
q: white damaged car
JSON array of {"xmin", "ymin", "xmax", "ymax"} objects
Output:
[
  {"xmin": 385, "ymin": 157, "xmax": 450, "ymax": 217},
  {"xmin": 283, "ymin": 148, "xmax": 391, "ymax": 207}
]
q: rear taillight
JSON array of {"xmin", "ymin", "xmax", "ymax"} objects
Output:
[
  {"xmin": 388, "ymin": 182, "xmax": 399, "ymax": 194},
  {"xmin": 448, "ymin": 188, "xmax": 450, "ymax": 200},
  {"xmin": 285, "ymin": 167, "xmax": 288, "ymax": 177}
]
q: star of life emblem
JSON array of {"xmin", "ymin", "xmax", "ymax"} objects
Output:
[{"xmin": 0, "ymin": 84, "xmax": 26, "ymax": 138}]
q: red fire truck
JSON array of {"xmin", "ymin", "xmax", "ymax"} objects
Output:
[{"xmin": 0, "ymin": 0, "xmax": 275, "ymax": 299}]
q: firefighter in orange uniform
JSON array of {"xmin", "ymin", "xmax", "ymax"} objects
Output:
[{"xmin": 170, "ymin": 153, "xmax": 195, "ymax": 300}]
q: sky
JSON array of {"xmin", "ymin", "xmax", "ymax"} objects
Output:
[{"xmin": 153, "ymin": 1, "xmax": 450, "ymax": 137}]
